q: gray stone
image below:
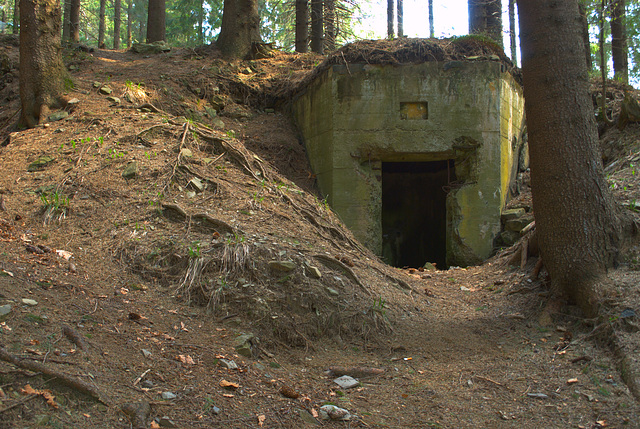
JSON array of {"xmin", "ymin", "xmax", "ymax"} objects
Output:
[
  {"xmin": 161, "ymin": 391, "xmax": 177, "ymax": 400},
  {"xmin": 319, "ymin": 405, "xmax": 351, "ymax": 421},
  {"xmin": 122, "ymin": 162, "xmax": 138, "ymax": 179},
  {"xmin": 326, "ymin": 287, "xmax": 339, "ymax": 296},
  {"xmin": 180, "ymin": 148, "xmax": 193, "ymax": 158},
  {"xmin": 106, "ymin": 96, "xmax": 121, "ymax": 104},
  {"xmin": 67, "ymin": 98, "xmax": 80, "ymax": 106},
  {"xmin": 0, "ymin": 304, "xmax": 11, "ymax": 319},
  {"xmin": 131, "ymin": 41, "xmax": 172, "ymax": 54},
  {"xmin": 306, "ymin": 265, "xmax": 322, "ymax": 279},
  {"xmin": 141, "ymin": 349, "xmax": 152, "ymax": 358},
  {"xmin": 22, "ymin": 298, "xmax": 38, "ymax": 306},
  {"xmin": 141, "ymin": 380, "xmax": 154, "ymax": 388},
  {"xmin": 205, "ymin": 107, "xmax": 217, "ymax": 118},
  {"xmin": 211, "ymin": 406, "xmax": 221, "ymax": 415},
  {"xmin": 499, "ymin": 230, "xmax": 521, "ymax": 247},
  {"xmin": 92, "ymin": 81, "xmax": 102, "ymax": 88},
  {"xmin": 333, "ymin": 375, "xmax": 359, "ymax": 389},
  {"xmin": 48, "ymin": 111, "xmax": 68, "ymax": 122},
  {"xmin": 158, "ymin": 417, "xmax": 178, "ymax": 428},
  {"xmin": 299, "ymin": 409, "xmax": 321, "ymax": 425},
  {"xmin": 211, "ymin": 117, "xmax": 225, "ymax": 129},
  {"xmin": 505, "ymin": 217, "xmax": 533, "ymax": 233},
  {"xmin": 27, "ymin": 156, "xmax": 55, "ymax": 172},
  {"xmin": 501, "ymin": 208, "xmax": 526, "ymax": 222},
  {"xmin": 269, "ymin": 260, "xmax": 296, "ymax": 272},
  {"xmin": 234, "ymin": 333, "xmax": 254, "ymax": 357},
  {"xmin": 99, "ymin": 86, "xmax": 113, "ymax": 95},
  {"xmin": 218, "ymin": 359, "xmax": 239, "ymax": 370},
  {"xmin": 188, "ymin": 177, "xmax": 204, "ymax": 192}
]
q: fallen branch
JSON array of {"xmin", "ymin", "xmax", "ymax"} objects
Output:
[{"xmin": 0, "ymin": 347, "xmax": 109, "ymax": 404}]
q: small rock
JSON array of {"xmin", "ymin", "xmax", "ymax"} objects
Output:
[
  {"xmin": 69, "ymin": 262, "xmax": 77, "ymax": 273},
  {"xmin": 423, "ymin": 262, "xmax": 437, "ymax": 271},
  {"xmin": 299, "ymin": 409, "xmax": 320, "ymax": 425},
  {"xmin": 319, "ymin": 405, "xmax": 351, "ymax": 421},
  {"xmin": 67, "ymin": 98, "xmax": 80, "ymax": 106},
  {"xmin": 180, "ymin": 148, "xmax": 193, "ymax": 158},
  {"xmin": 158, "ymin": 416, "xmax": 178, "ymax": 428},
  {"xmin": 92, "ymin": 81, "xmax": 102, "ymax": 88},
  {"xmin": 205, "ymin": 107, "xmax": 217, "ymax": 118},
  {"xmin": 264, "ymin": 108, "xmax": 275, "ymax": 114},
  {"xmin": 234, "ymin": 333, "xmax": 254, "ymax": 358},
  {"xmin": 211, "ymin": 117, "xmax": 225, "ymax": 129},
  {"xmin": 218, "ymin": 359, "xmax": 238, "ymax": 370},
  {"xmin": 326, "ymin": 287, "xmax": 339, "ymax": 296},
  {"xmin": 0, "ymin": 304, "xmax": 11, "ymax": 319},
  {"xmin": 22, "ymin": 298, "xmax": 38, "ymax": 306},
  {"xmin": 99, "ymin": 86, "xmax": 113, "ymax": 95},
  {"xmin": 161, "ymin": 391, "xmax": 177, "ymax": 400},
  {"xmin": 141, "ymin": 349, "xmax": 152, "ymax": 358},
  {"xmin": 211, "ymin": 406, "xmax": 221, "ymax": 415},
  {"xmin": 501, "ymin": 208, "xmax": 526, "ymax": 221},
  {"xmin": 188, "ymin": 177, "xmax": 204, "ymax": 192},
  {"xmin": 106, "ymin": 96, "xmax": 121, "ymax": 104},
  {"xmin": 306, "ymin": 265, "xmax": 322, "ymax": 279},
  {"xmin": 27, "ymin": 156, "xmax": 55, "ymax": 172},
  {"xmin": 48, "ymin": 111, "xmax": 69, "ymax": 122},
  {"xmin": 526, "ymin": 392, "xmax": 548, "ymax": 399},
  {"xmin": 460, "ymin": 286, "xmax": 471, "ymax": 292},
  {"xmin": 333, "ymin": 375, "xmax": 359, "ymax": 389},
  {"xmin": 141, "ymin": 380, "xmax": 154, "ymax": 388},
  {"xmin": 122, "ymin": 162, "xmax": 138, "ymax": 179},
  {"xmin": 268, "ymin": 260, "xmax": 296, "ymax": 272}
]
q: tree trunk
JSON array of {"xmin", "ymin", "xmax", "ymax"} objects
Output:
[
  {"xmin": 310, "ymin": 0, "xmax": 323, "ymax": 53},
  {"xmin": 12, "ymin": 0, "xmax": 19, "ymax": 34},
  {"xmin": 469, "ymin": 0, "xmax": 503, "ymax": 47},
  {"xmin": 428, "ymin": 0, "xmax": 434, "ymax": 38},
  {"xmin": 127, "ymin": 0, "xmax": 132, "ymax": 48},
  {"xmin": 197, "ymin": 0, "xmax": 204, "ymax": 45},
  {"xmin": 19, "ymin": 0, "xmax": 68, "ymax": 128},
  {"xmin": 146, "ymin": 0, "xmax": 165, "ymax": 42},
  {"xmin": 69, "ymin": 0, "xmax": 79, "ymax": 42},
  {"xmin": 324, "ymin": 0, "xmax": 335, "ymax": 51},
  {"xmin": 397, "ymin": 0, "xmax": 403, "ymax": 37},
  {"xmin": 578, "ymin": 2, "xmax": 591, "ymax": 72},
  {"xmin": 1, "ymin": 10, "xmax": 4, "ymax": 34},
  {"xmin": 387, "ymin": 0, "xmax": 394, "ymax": 39},
  {"xmin": 62, "ymin": 0, "xmax": 70, "ymax": 43},
  {"xmin": 217, "ymin": 0, "xmax": 261, "ymax": 59},
  {"xmin": 517, "ymin": 0, "xmax": 621, "ymax": 316},
  {"xmin": 610, "ymin": 0, "xmax": 628, "ymax": 83},
  {"xmin": 98, "ymin": 0, "xmax": 105, "ymax": 48},
  {"xmin": 295, "ymin": 0, "xmax": 308, "ymax": 52},
  {"xmin": 509, "ymin": 0, "xmax": 517, "ymax": 64},
  {"xmin": 114, "ymin": 0, "xmax": 121, "ymax": 48}
]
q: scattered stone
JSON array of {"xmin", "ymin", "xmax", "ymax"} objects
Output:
[
  {"xmin": 48, "ymin": 111, "xmax": 68, "ymax": 122},
  {"xmin": 505, "ymin": 217, "xmax": 533, "ymax": 232},
  {"xmin": 141, "ymin": 380, "xmax": 154, "ymax": 388},
  {"xmin": 158, "ymin": 416, "xmax": 178, "ymax": 428},
  {"xmin": 92, "ymin": 81, "xmax": 102, "ymax": 88},
  {"xmin": 460, "ymin": 286, "xmax": 471, "ymax": 292},
  {"xmin": 131, "ymin": 41, "xmax": 171, "ymax": 54},
  {"xmin": 234, "ymin": 333, "xmax": 254, "ymax": 357},
  {"xmin": 106, "ymin": 96, "xmax": 121, "ymax": 104},
  {"xmin": 188, "ymin": 177, "xmax": 204, "ymax": 192},
  {"xmin": 210, "ymin": 95, "xmax": 225, "ymax": 111},
  {"xmin": 0, "ymin": 304, "xmax": 11, "ymax": 319},
  {"xmin": 122, "ymin": 162, "xmax": 138, "ymax": 179},
  {"xmin": 423, "ymin": 262, "xmax": 437, "ymax": 271},
  {"xmin": 218, "ymin": 359, "xmax": 238, "ymax": 370},
  {"xmin": 326, "ymin": 287, "xmax": 339, "ymax": 296},
  {"xmin": 22, "ymin": 299, "xmax": 38, "ymax": 306},
  {"xmin": 526, "ymin": 392, "xmax": 548, "ymax": 399},
  {"xmin": 99, "ymin": 86, "xmax": 113, "ymax": 95},
  {"xmin": 141, "ymin": 349, "xmax": 152, "ymax": 358},
  {"xmin": 67, "ymin": 98, "xmax": 80, "ymax": 106},
  {"xmin": 306, "ymin": 265, "xmax": 322, "ymax": 279},
  {"xmin": 27, "ymin": 156, "xmax": 55, "ymax": 172},
  {"xmin": 264, "ymin": 108, "xmax": 275, "ymax": 114},
  {"xmin": 621, "ymin": 308, "xmax": 636, "ymax": 319},
  {"xmin": 68, "ymin": 262, "xmax": 77, "ymax": 273},
  {"xmin": 333, "ymin": 375, "xmax": 360, "ymax": 389},
  {"xmin": 498, "ymin": 230, "xmax": 520, "ymax": 247},
  {"xmin": 299, "ymin": 409, "xmax": 320, "ymax": 425},
  {"xmin": 501, "ymin": 208, "xmax": 526, "ymax": 222},
  {"xmin": 211, "ymin": 117, "xmax": 225, "ymax": 129},
  {"xmin": 210, "ymin": 406, "xmax": 221, "ymax": 415},
  {"xmin": 205, "ymin": 107, "xmax": 217, "ymax": 118},
  {"xmin": 268, "ymin": 260, "xmax": 296, "ymax": 272},
  {"xmin": 68, "ymin": 64, "xmax": 78, "ymax": 71},
  {"xmin": 161, "ymin": 391, "xmax": 177, "ymax": 400},
  {"xmin": 180, "ymin": 148, "xmax": 193, "ymax": 158},
  {"xmin": 319, "ymin": 405, "xmax": 351, "ymax": 421}
]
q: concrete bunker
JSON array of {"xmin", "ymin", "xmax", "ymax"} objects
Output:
[{"xmin": 292, "ymin": 39, "xmax": 525, "ymax": 267}]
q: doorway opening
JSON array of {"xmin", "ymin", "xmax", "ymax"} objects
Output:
[{"xmin": 381, "ymin": 160, "xmax": 455, "ymax": 269}]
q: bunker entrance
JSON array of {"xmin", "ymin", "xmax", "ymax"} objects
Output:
[{"xmin": 381, "ymin": 160, "xmax": 455, "ymax": 269}]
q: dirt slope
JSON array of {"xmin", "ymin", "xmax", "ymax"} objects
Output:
[{"xmin": 0, "ymin": 40, "xmax": 639, "ymax": 428}]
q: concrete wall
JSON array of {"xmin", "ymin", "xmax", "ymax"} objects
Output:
[{"xmin": 292, "ymin": 60, "xmax": 524, "ymax": 266}]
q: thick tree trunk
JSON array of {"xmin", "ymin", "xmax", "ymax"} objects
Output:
[
  {"xmin": 146, "ymin": 0, "xmax": 165, "ymax": 42},
  {"xmin": 610, "ymin": 0, "xmax": 628, "ymax": 83},
  {"xmin": 428, "ymin": 0, "xmax": 434, "ymax": 38},
  {"xmin": 517, "ymin": 0, "xmax": 621, "ymax": 316},
  {"xmin": 295, "ymin": 0, "xmax": 308, "ymax": 52},
  {"xmin": 469, "ymin": 0, "xmax": 503, "ymax": 47},
  {"xmin": 310, "ymin": 0, "xmax": 323, "ymax": 53},
  {"xmin": 509, "ymin": 0, "xmax": 516, "ymax": 64},
  {"xmin": 98, "ymin": 0, "xmax": 105, "ymax": 48},
  {"xmin": 12, "ymin": 0, "xmax": 19, "ymax": 34},
  {"xmin": 217, "ymin": 0, "xmax": 261, "ymax": 59},
  {"xmin": 19, "ymin": 0, "xmax": 68, "ymax": 128},
  {"xmin": 324, "ymin": 0, "xmax": 335, "ymax": 51},
  {"xmin": 397, "ymin": 0, "xmax": 403, "ymax": 37},
  {"xmin": 387, "ymin": 0, "xmax": 394, "ymax": 39},
  {"xmin": 127, "ymin": 0, "xmax": 132, "ymax": 48},
  {"xmin": 62, "ymin": 0, "xmax": 70, "ymax": 43},
  {"xmin": 114, "ymin": 0, "xmax": 121, "ymax": 49},
  {"xmin": 578, "ymin": 2, "xmax": 591, "ymax": 72},
  {"xmin": 197, "ymin": 0, "xmax": 203, "ymax": 45},
  {"xmin": 69, "ymin": 0, "xmax": 79, "ymax": 42}
]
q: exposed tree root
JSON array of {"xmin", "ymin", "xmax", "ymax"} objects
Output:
[{"xmin": 313, "ymin": 254, "xmax": 371, "ymax": 295}]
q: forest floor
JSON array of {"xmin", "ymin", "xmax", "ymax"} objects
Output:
[{"xmin": 0, "ymin": 38, "xmax": 639, "ymax": 428}]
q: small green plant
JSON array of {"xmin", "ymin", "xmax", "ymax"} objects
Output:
[
  {"xmin": 226, "ymin": 130, "xmax": 236, "ymax": 138},
  {"xmin": 188, "ymin": 242, "xmax": 201, "ymax": 258},
  {"xmin": 629, "ymin": 199, "xmax": 638, "ymax": 212},
  {"xmin": 371, "ymin": 296, "xmax": 387, "ymax": 316},
  {"xmin": 40, "ymin": 191, "xmax": 69, "ymax": 224}
]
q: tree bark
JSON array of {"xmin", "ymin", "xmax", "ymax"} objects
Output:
[
  {"xmin": 13, "ymin": 0, "xmax": 19, "ymax": 34},
  {"xmin": 114, "ymin": 0, "xmax": 121, "ymax": 48},
  {"xmin": 197, "ymin": 0, "xmax": 204, "ymax": 45},
  {"xmin": 397, "ymin": 0, "xmax": 403, "ymax": 37},
  {"xmin": 324, "ymin": 0, "xmax": 335, "ymax": 51},
  {"xmin": 295, "ymin": 0, "xmax": 308, "ymax": 52},
  {"xmin": 217, "ymin": 0, "xmax": 261, "ymax": 59},
  {"xmin": 310, "ymin": 0, "xmax": 323, "ymax": 53},
  {"xmin": 127, "ymin": 0, "xmax": 132, "ymax": 48},
  {"xmin": 428, "ymin": 0, "xmax": 434, "ymax": 38},
  {"xmin": 146, "ymin": 0, "xmax": 165, "ymax": 43},
  {"xmin": 517, "ymin": 0, "xmax": 621, "ymax": 316},
  {"xmin": 610, "ymin": 0, "xmax": 628, "ymax": 84},
  {"xmin": 19, "ymin": 0, "xmax": 68, "ymax": 128},
  {"xmin": 98, "ymin": 0, "xmax": 105, "ymax": 48},
  {"xmin": 508, "ymin": 0, "xmax": 516, "ymax": 64},
  {"xmin": 469, "ymin": 0, "xmax": 503, "ymax": 47},
  {"xmin": 62, "ymin": 0, "xmax": 69, "ymax": 43},
  {"xmin": 69, "ymin": 0, "xmax": 79, "ymax": 42},
  {"xmin": 578, "ymin": 2, "xmax": 591, "ymax": 72},
  {"xmin": 387, "ymin": 0, "xmax": 394, "ymax": 39}
]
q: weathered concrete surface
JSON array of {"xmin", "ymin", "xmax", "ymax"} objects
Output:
[{"xmin": 293, "ymin": 60, "xmax": 524, "ymax": 267}]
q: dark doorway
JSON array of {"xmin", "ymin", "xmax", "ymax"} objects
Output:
[{"xmin": 381, "ymin": 160, "xmax": 454, "ymax": 269}]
